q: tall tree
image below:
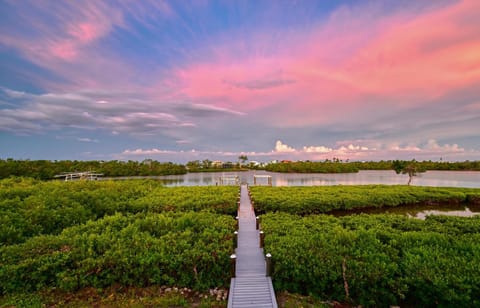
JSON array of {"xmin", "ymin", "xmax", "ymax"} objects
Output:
[
  {"xmin": 238, "ymin": 155, "xmax": 248, "ymax": 166},
  {"xmin": 186, "ymin": 160, "xmax": 201, "ymax": 171},
  {"xmin": 392, "ymin": 160, "xmax": 424, "ymax": 185},
  {"xmin": 202, "ymin": 159, "xmax": 212, "ymax": 169}
]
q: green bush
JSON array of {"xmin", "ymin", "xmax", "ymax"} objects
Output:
[
  {"xmin": 261, "ymin": 213, "xmax": 480, "ymax": 307},
  {"xmin": 0, "ymin": 179, "xmax": 238, "ymax": 245},
  {"xmin": 0, "ymin": 212, "xmax": 235, "ymax": 294},
  {"xmin": 250, "ymin": 185, "xmax": 480, "ymax": 215},
  {"xmin": 130, "ymin": 186, "xmax": 238, "ymax": 215}
]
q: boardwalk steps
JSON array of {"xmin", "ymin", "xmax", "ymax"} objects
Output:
[{"xmin": 227, "ymin": 184, "xmax": 278, "ymax": 308}]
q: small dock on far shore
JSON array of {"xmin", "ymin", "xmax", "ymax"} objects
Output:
[{"xmin": 54, "ymin": 171, "xmax": 103, "ymax": 181}]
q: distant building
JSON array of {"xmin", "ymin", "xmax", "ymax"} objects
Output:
[
  {"xmin": 142, "ymin": 159, "xmax": 153, "ymax": 166},
  {"xmin": 212, "ymin": 160, "xmax": 223, "ymax": 168},
  {"xmin": 222, "ymin": 161, "xmax": 234, "ymax": 169}
]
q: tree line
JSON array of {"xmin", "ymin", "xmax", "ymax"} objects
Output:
[
  {"xmin": 266, "ymin": 159, "xmax": 480, "ymax": 173},
  {"xmin": 0, "ymin": 159, "xmax": 186, "ymax": 180},
  {"xmin": 1, "ymin": 158, "xmax": 479, "ymax": 180}
]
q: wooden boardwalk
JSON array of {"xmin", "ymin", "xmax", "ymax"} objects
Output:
[{"xmin": 227, "ymin": 185, "xmax": 278, "ymax": 308}]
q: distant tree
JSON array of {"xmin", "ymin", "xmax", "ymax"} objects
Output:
[
  {"xmin": 238, "ymin": 155, "xmax": 248, "ymax": 165},
  {"xmin": 202, "ymin": 159, "xmax": 212, "ymax": 169},
  {"xmin": 186, "ymin": 160, "xmax": 201, "ymax": 171},
  {"xmin": 392, "ymin": 159, "xmax": 425, "ymax": 185}
]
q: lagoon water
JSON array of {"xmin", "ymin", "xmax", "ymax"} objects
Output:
[
  {"xmin": 104, "ymin": 170, "xmax": 480, "ymax": 219},
  {"xmin": 151, "ymin": 170, "xmax": 480, "ymax": 188},
  {"xmin": 330, "ymin": 200, "xmax": 480, "ymax": 220}
]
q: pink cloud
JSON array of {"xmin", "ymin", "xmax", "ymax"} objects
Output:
[
  {"xmin": 50, "ymin": 42, "xmax": 78, "ymax": 61},
  {"xmin": 68, "ymin": 22, "xmax": 106, "ymax": 44},
  {"xmin": 48, "ymin": 21, "xmax": 113, "ymax": 61},
  {"xmin": 1, "ymin": 2, "xmax": 123, "ymax": 62},
  {"xmin": 172, "ymin": 57, "xmax": 296, "ymax": 111},
  {"xmin": 343, "ymin": 0, "xmax": 480, "ymax": 100},
  {"xmin": 0, "ymin": 1, "xmax": 136, "ymax": 91},
  {"xmin": 167, "ymin": 0, "xmax": 480, "ymax": 126}
]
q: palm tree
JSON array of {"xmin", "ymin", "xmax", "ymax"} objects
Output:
[{"xmin": 238, "ymin": 155, "xmax": 248, "ymax": 166}]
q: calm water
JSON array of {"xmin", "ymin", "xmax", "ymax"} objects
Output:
[
  {"xmin": 105, "ymin": 170, "xmax": 480, "ymax": 219},
  {"xmin": 151, "ymin": 170, "xmax": 480, "ymax": 188},
  {"xmin": 330, "ymin": 202, "xmax": 480, "ymax": 220}
]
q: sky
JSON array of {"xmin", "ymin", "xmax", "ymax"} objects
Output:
[{"xmin": 0, "ymin": 0, "xmax": 479, "ymax": 163}]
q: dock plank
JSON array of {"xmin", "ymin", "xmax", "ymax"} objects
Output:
[{"xmin": 228, "ymin": 184, "xmax": 278, "ymax": 308}]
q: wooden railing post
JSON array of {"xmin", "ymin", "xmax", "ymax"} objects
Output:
[
  {"xmin": 234, "ymin": 231, "xmax": 238, "ymax": 249},
  {"xmin": 230, "ymin": 254, "xmax": 236, "ymax": 277},
  {"xmin": 266, "ymin": 253, "xmax": 272, "ymax": 277}
]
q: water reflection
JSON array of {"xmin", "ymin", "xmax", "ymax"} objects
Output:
[
  {"xmin": 414, "ymin": 208, "xmax": 480, "ymax": 220},
  {"xmin": 152, "ymin": 170, "xmax": 480, "ymax": 188},
  {"xmin": 331, "ymin": 203, "xmax": 480, "ymax": 219}
]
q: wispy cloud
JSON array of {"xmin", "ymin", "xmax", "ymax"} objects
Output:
[
  {"xmin": 225, "ymin": 76, "xmax": 295, "ymax": 90},
  {"xmin": 0, "ymin": 1, "xmax": 175, "ymax": 91},
  {"xmin": 0, "ymin": 87, "xmax": 243, "ymax": 137},
  {"xmin": 77, "ymin": 137, "xmax": 99, "ymax": 143},
  {"xmin": 0, "ymin": 1, "xmax": 123, "ymax": 63},
  {"xmin": 173, "ymin": 103, "xmax": 246, "ymax": 117}
]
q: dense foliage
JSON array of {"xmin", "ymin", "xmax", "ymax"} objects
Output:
[
  {"xmin": 264, "ymin": 160, "xmax": 480, "ymax": 173},
  {"xmin": 250, "ymin": 185, "xmax": 480, "ymax": 215},
  {"xmin": 265, "ymin": 161, "xmax": 359, "ymax": 173},
  {"xmin": 4, "ymin": 175, "xmax": 480, "ymax": 305},
  {"xmin": 0, "ymin": 178, "xmax": 238, "ymax": 245},
  {"xmin": 0, "ymin": 212, "xmax": 235, "ymax": 293},
  {"xmin": 262, "ymin": 213, "xmax": 480, "ymax": 307},
  {"xmin": 353, "ymin": 160, "xmax": 480, "ymax": 171},
  {"xmin": 0, "ymin": 178, "xmax": 239, "ymax": 296},
  {"xmin": 0, "ymin": 159, "xmax": 186, "ymax": 180}
]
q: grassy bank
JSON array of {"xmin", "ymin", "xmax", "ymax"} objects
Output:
[{"xmin": 250, "ymin": 185, "xmax": 480, "ymax": 215}]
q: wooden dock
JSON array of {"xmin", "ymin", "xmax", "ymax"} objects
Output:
[{"xmin": 227, "ymin": 184, "xmax": 278, "ymax": 308}]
